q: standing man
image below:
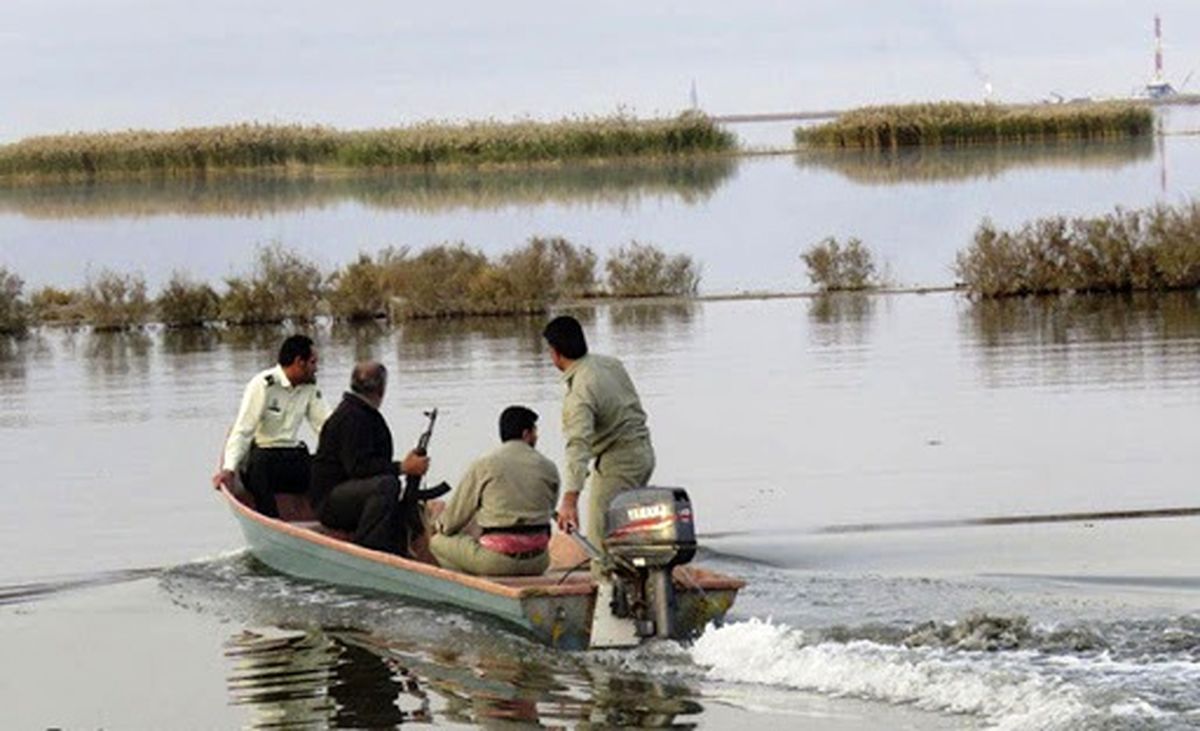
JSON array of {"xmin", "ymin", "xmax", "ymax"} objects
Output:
[
  {"xmin": 430, "ymin": 406, "xmax": 560, "ymax": 576},
  {"xmin": 309, "ymin": 361, "xmax": 430, "ymax": 555},
  {"xmin": 212, "ymin": 334, "xmax": 330, "ymax": 518},
  {"xmin": 542, "ymin": 315, "xmax": 655, "ymax": 566}
]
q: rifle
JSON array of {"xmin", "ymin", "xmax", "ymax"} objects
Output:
[{"xmin": 403, "ymin": 408, "xmax": 451, "ymax": 503}]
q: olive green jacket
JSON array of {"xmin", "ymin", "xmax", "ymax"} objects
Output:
[
  {"xmin": 560, "ymin": 353, "xmax": 652, "ymax": 494},
  {"xmin": 436, "ymin": 440, "xmax": 560, "ymax": 536}
]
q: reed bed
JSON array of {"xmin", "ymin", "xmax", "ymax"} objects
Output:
[
  {"xmin": 955, "ymin": 202, "xmax": 1200, "ymax": 298},
  {"xmin": 801, "ymin": 237, "xmax": 880, "ymax": 291},
  {"xmin": 795, "ymin": 102, "xmax": 1153, "ymax": 149},
  {"xmin": 0, "ymin": 113, "xmax": 735, "ymax": 181},
  {"xmin": 12, "ymin": 239, "xmax": 701, "ymax": 330}
]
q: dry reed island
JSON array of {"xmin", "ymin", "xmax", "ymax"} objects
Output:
[
  {"xmin": 0, "ymin": 113, "xmax": 735, "ymax": 182},
  {"xmin": 794, "ymin": 101, "xmax": 1154, "ymax": 148}
]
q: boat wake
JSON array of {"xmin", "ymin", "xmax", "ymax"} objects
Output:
[
  {"xmin": 686, "ymin": 616, "xmax": 1200, "ymax": 730},
  {"xmin": 157, "ymin": 550, "xmax": 1200, "ymax": 729},
  {"xmin": 0, "ymin": 567, "xmax": 162, "ymax": 606}
]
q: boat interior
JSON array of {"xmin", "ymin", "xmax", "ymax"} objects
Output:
[{"xmin": 228, "ymin": 484, "xmax": 740, "ymax": 594}]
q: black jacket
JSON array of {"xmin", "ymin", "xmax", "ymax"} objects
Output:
[{"xmin": 310, "ymin": 393, "xmax": 398, "ymax": 508}]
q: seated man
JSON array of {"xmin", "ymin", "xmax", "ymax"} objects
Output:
[
  {"xmin": 212, "ymin": 334, "xmax": 330, "ymax": 518},
  {"xmin": 309, "ymin": 361, "xmax": 429, "ymax": 554},
  {"xmin": 430, "ymin": 406, "xmax": 560, "ymax": 576}
]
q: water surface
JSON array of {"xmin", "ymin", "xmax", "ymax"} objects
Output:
[{"xmin": 2, "ymin": 293, "xmax": 1198, "ymax": 728}]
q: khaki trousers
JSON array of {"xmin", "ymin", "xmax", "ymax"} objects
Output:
[
  {"xmin": 429, "ymin": 533, "xmax": 549, "ymax": 576},
  {"xmin": 584, "ymin": 440, "xmax": 656, "ymax": 574}
]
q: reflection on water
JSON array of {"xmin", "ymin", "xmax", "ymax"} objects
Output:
[
  {"xmin": 794, "ymin": 137, "xmax": 1154, "ymax": 186},
  {"xmin": 222, "ymin": 626, "xmax": 707, "ymax": 730},
  {"xmin": 961, "ymin": 291, "xmax": 1200, "ymax": 388},
  {"xmin": 225, "ymin": 627, "xmax": 429, "ymax": 729},
  {"xmin": 219, "ymin": 324, "xmax": 302, "ymax": 353},
  {"xmin": 398, "ymin": 315, "xmax": 547, "ymax": 365},
  {"xmin": 160, "ymin": 326, "xmax": 223, "ymax": 357},
  {"xmin": 807, "ymin": 292, "xmax": 877, "ymax": 347},
  {"xmin": 609, "ymin": 301, "xmax": 696, "ymax": 331},
  {"xmin": 0, "ymin": 333, "xmax": 46, "ymax": 382},
  {"xmin": 0, "ymin": 158, "xmax": 737, "ymax": 220},
  {"xmin": 86, "ymin": 330, "xmax": 152, "ymax": 378}
]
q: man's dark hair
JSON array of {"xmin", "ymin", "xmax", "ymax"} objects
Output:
[
  {"xmin": 542, "ymin": 315, "xmax": 588, "ymax": 359},
  {"xmin": 278, "ymin": 334, "xmax": 314, "ymax": 367},
  {"xmin": 499, "ymin": 405, "xmax": 538, "ymax": 442},
  {"xmin": 350, "ymin": 362, "xmax": 388, "ymax": 398}
]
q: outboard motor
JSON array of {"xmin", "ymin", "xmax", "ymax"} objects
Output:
[{"xmin": 601, "ymin": 487, "xmax": 696, "ymax": 640}]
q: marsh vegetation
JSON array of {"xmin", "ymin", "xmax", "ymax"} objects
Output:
[
  {"xmin": 0, "ymin": 114, "xmax": 736, "ymax": 182},
  {"xmin": 795, "ymin": 102, "xmax": 1153, "ymax": 149},
  {"xmin": 801, "ymin": 237, "xmax": 881, "ymax": 291},
  {"xmin": 605, "ymin": 242, "xmax": 701, "ymax": 297},
  {"xmin": 81, "ymin": 270, "xmax": 151, "ymax": 332},
  {"xmin": 6, "ymin": 239, "xmax": 701, "ymax": 331},
  {"xmin": 955, "ymin": 202, "xmax": 1200, "ymax": 298}
]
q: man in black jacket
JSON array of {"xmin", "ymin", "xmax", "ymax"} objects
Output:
[{"xmin": 310, "ymin": 361, "xmax": 429, "ymax": 554}]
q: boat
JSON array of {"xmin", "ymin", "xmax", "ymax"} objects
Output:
[{"xmin": 219, "ymin": 485, "xmax": 744, "ymax": 650}]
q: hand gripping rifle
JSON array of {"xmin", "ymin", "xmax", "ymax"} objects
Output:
[
  {"xmin": 403, "ymin": 408, "xmax": 451, "ymax": 503},
  {"xmin": 396, "ymin": 409, "xmax": 451, "ymax": 557}
]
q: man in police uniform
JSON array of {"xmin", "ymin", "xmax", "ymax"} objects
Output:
[
  {"xmin": 542, "ymin": 316, "xmax": 655, "ymax": 569},
  {"xmin": 212, "ymin": 334, "xmax": 331, "ymax": 517},
  {"xmin": 430, "ymin": 406, "xmax": 559, "ymax": 576}
]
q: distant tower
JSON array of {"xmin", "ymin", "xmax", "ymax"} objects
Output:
[
  {"xmin": 1146, "ymin": 14, "xmax": 1176, "ymax": 98},
  {"xmin": 689, "ymin": 79, "xmax": 700, "ymax": 111}
]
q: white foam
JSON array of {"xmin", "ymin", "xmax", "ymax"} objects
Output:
[{"xmin": 691, "ymin": 618, "xmax": 1090, "ymax": 730}]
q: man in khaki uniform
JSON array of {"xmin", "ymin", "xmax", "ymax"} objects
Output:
[
  {"xmin": 542, "ymin": 316, "xmax": 655, "ymax": 568},
  {"xmin": 430, "ymin": 406, "xmax": 559, "ymax": 576}
]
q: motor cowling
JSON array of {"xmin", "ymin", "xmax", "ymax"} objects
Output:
[{"xmin": 603, "ymin": 487, "xmax": 696, "ymax": 568}]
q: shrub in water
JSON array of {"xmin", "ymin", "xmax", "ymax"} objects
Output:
[
  {"xmin": 386, "ymin": 244, "xmax": 490, "ymax": 318},
  {"xmin": 30, "ymin": 286, "xmax": 84, "ymax": 325},
  {"xmin": 221, "ymin": 243, "xmax": 324, "ymax": 325},
  {"xmin": 605, "ymin": 242, "xmax": 701, "ymax": 297},
  {"xmin": 328, "ymin": 253, "xmax": 389, "ymax": 321},
  {"xmin": 801, "ymin": 237, "xmax": 879, "ymax": 291},
  {"xmin": 495, "ymin": 237, "xmax": 600, "ymax": 306},
  {"xmin": 547, "ymin": 237, "xmax": 600, "ymax": 298},
  {"xmin": 955, "ymin": 202, "xmax": 1200, "ymax": 297},
  {"xmin": 0, "ymin": 267, "xmax": 30, "ymax": 334},
  {"xmin": 156, "ymin": 271, "xmax": 220, "ymax": 328},
  {"xmin": 82, "ymin": 269, "xmax": 151, "ymax": 331}
]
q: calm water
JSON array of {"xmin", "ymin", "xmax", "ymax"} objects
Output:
[
  {"xmin": 4, "ymin": 109, "xmax": 1200, "ymax": 296},
  {"xmin": 2, "ymin": 290, "xmax": 1199, "ymax": 729}
]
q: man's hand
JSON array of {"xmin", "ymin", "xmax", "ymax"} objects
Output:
[
  {"xmin": 212, "ymin": 469, "xmax": 235, "ymax": 491},
  {"xmin": 556, "ymin": 491, "xmax": 580, "ymax": 534},
  {"xmin": 400, "ymin": 450, "xmax": 430, "ymax": 477}
]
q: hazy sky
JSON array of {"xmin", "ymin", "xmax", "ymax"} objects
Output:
[{"xmin": 2, "ymin": 1, "xmax": 1199, "ymax": 140}]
